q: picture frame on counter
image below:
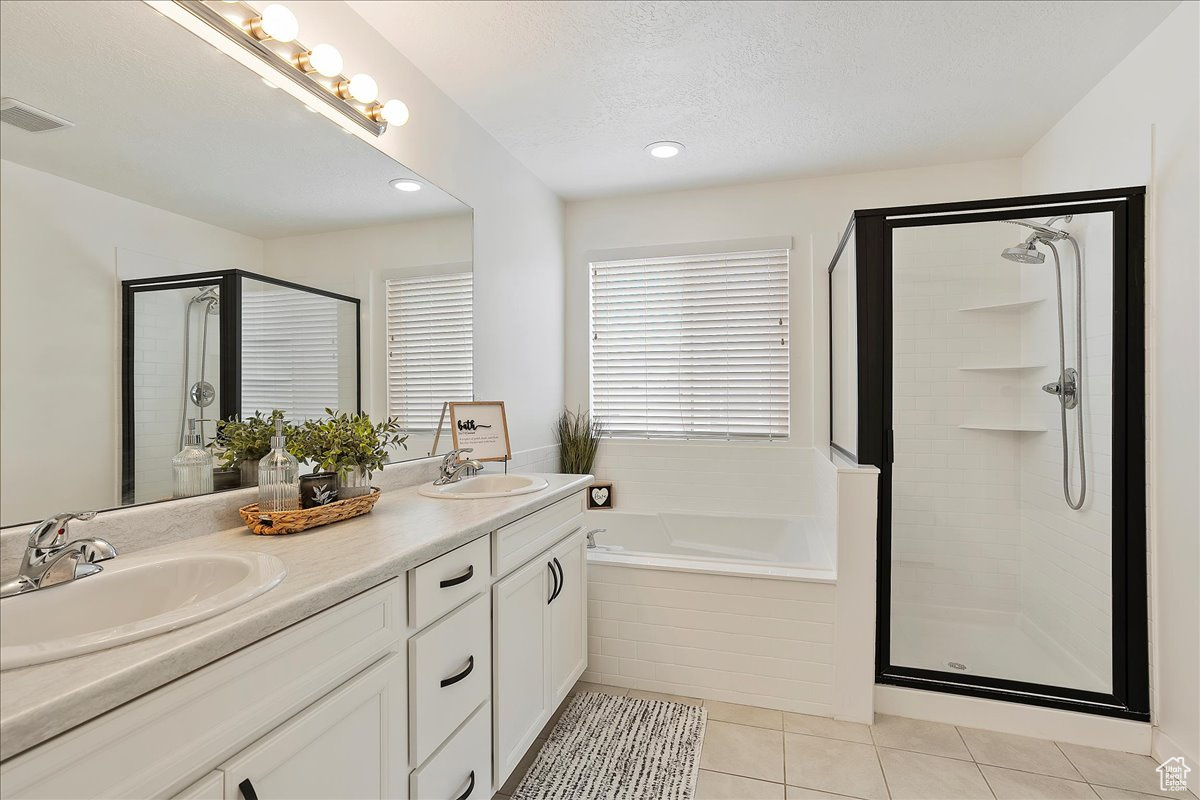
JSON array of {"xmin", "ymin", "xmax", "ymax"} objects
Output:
[{"xmin": 448, "ymin": 401, "xmax": 512, "ymax": 462}]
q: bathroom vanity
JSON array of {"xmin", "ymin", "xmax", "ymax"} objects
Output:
[{"xmin": 0, "ymin": 477, "xmax": 590, "ymax": 799}]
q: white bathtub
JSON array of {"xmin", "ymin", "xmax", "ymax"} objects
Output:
[{"xmin": 584, "ymin": 510, "xmax": 835, "ymax": 582}]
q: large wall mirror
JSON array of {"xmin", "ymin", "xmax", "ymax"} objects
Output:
[{"xmin": 0, "ymin": 1, "xmax": 473, "ymax": 526}]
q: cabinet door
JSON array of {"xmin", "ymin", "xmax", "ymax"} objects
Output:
[
  {"xmin": 220, "ymin": 654, "xmax": 407, "ymax": 800},
  {"xmin": 492, "ymin": 554, "xmax": 553, "ymax": 787},
  {"xmin": 549, "ymin": 530, "xmax": 588, "ymax": 704}
]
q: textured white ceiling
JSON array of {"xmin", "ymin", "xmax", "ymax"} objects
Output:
[
  {"xmin": 349, "ymin": 0, "xmax": 1178, "ymax": 199},
  {"xmin": 0, "ymin": 0, "xmax": 467, "ymax": 238}
]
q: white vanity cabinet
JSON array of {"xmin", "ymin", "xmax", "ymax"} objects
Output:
[
  {"xmin": 491, "ymin": 494, "xmax": 587, "ymax": 788},
  {"xmin": 1, "ymin": 487, "xmax": 588, "ymax": 800}
]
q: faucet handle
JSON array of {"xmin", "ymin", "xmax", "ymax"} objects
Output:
[
  {"xmin": 443, "ymin": 448, "xmax": 474, "ymax": 464},
  {"xmin": 27, "ymin": 511, "xmax": 98, "ymax": 550}
]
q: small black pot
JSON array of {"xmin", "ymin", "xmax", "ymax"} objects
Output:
[{"xmin": 300, "ymin": 472, "xmax": 340, "ymax": 508}]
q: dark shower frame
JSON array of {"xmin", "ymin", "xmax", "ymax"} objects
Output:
[
  {"xmin": 121, "ymin": 269, "xmax": 361, "ymax": 504},
  {"xmin": 829, "ymin": 186, "xmax": 1148, "ymax": 720}
]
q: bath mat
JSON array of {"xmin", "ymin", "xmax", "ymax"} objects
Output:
[{"xmin": 511, "ymin": 692, "xmax": 707, "ymax": 800}]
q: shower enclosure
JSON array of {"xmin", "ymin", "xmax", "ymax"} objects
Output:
[
  {"xmin": 122, "ymin": 270, "xmax": 360, "ymax": 504},
  {"xmin": 829, "ymin": 187, "xmax": 1148, "ymax": 719}
]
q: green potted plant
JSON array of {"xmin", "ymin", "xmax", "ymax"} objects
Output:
[
  {"xmin": 293, "ymin": 409, "xmax": 408, "ymax": 499},
  {"xmin": 212, "ymin": 410, "xmax": 292, "ymax": 488},
  {"xmin": 555, "ymin": 408, "xmax": 604, "ymax": 474}
]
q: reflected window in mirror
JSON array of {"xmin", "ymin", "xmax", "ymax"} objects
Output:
[{"xmin": 385, "ymin": 268, "xmax": 474, "ymax": 457}]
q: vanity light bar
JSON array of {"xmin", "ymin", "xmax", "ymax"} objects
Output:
[{"xmin": 172, "ymin": 1, "xmax": 407, "ymax": 137}]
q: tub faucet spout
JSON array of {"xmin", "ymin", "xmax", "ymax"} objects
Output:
[{"xmin": 585, "ymin": 528, "xmax": 606, "ymax": 549}]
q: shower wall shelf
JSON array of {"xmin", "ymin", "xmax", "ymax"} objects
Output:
[
  {"xmin": 957, "ymin": 298, "xmax": 1045, "ymax": 312},
  {"xmin": 958, "ymin": 422, "xmax": 1048, "ymax": 432},
  {"xmin": 956, "ymin": 364, "xmax": 1047, "ymax": 372}
]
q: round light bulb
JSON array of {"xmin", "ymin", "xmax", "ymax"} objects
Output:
[
  {"xmin": 344, "ymin": 73, "xmax": 378, "ymax": 103},
  {"xmin": 379, "ymin": 99, "xmax": 409, "ymax": 126},
  {"xmin": 305, "ymin": 43, "xmax": 343, "ymax": 78},
  {"xmin": 646, "ymin": 141, "xmax": 684, "ymax": 159},
  {"xmin": 257, "ymin": 4, "xmax": 298, "ymax": 42},
  {"xmin": 389, "ymin": 179, "xmax": 422, "ymax": 192}
]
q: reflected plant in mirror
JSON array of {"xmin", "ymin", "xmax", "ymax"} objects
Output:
[
  {"xmin": 212, "ymin": 410, "xmax": 294, "ymax": 489},
  {"xmin": 292, "ymin": 411, "xmax": 408, "ymax": 498}
]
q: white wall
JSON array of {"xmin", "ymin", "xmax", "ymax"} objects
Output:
[
  {"xmin": 564, "ymin": 158, "xmax": 1022, "ymax": 446},
  {"xmin": 1020, "ymin": 1, "xmax": 1199, "ymax": 767},
  {"xmin": 0, "ymin": 160, "xmax": 260, "ymax": 525},
  {"xmin": 246, "ymin": 1, "xmax": 565, "ymax": 456}
]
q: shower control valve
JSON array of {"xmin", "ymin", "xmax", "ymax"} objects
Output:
[{"xmin": 1041, "ymin": 367, "xmax": 1079, "ymax": 410}]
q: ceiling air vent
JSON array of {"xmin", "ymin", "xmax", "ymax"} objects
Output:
[{"xmin": 0, "ymin": 98, "xmax": 74, "ymax": 133}]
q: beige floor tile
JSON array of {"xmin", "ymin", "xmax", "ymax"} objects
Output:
[
  {"xmin": 1091, "ymin": 785, "xmax": 1200, "ymax": 800},
  {"xmin": 706, "ymin": 700, "xmax": 784, "ymax": 730},
  {"xmin": 870, "ymin": 714, "xmax": 972, "ymax": 759},
  {"xmin": 628, "ymin": 689, "xmax": 703, "ymax": 706},
  {"xmin": 569, "ymin": 680, "xmax": 628, "ymax": 696},
  {"xmin": 878, "ymin": 747, "xmax": 993, "ymax": 800},
  {"xmin": 783, "ymin": 712, "xmax": 872, "ymax": 744},
  {"xmin": 981, "ymin": 765, "xmax": 1098, "ymax": 799},
  {"xmin": 1057, "ymin": 743, "xmax": 1182, "ymax": 797},
  {"xmin": 492, "ymin": 794, "xmax": 510, "ymax": 800},
  {"xmin": 700, "ymin": 720, "xmax": 786, "ymax": 783},
  {"xmin": 783, "ymin": 732, "xmax": 889, "ymax": 800},
  {"xmin": 499, "ymin": 737, "xmax": 545, "ymax": 796},
  {"xmin": 696, "ymin": 769, "xmax": 786, "ymax": 799},
  {"xmin": 786, "ymin": 786, "xmax": 871, "ymax": 799},
  {"xmin": 960, "ymin": 727, "xmax": 1084, "ymax": 780}
]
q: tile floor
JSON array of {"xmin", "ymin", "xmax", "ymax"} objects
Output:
[{"xmin": 494, "ymin": 682, "xmax": 1197, "ymax": 800}]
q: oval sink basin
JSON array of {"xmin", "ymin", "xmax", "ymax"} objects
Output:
[
  {"xmin": 418, "ymin": 474, "xmax": 549, "ymax": 499},
  {"xmin": 0, "ymin": 551, "xmax": 286, "ymax": 670}
]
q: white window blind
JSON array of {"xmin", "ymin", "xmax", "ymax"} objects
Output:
[
  {"xmin": 242, "ymin": 288, "xmax": 343, "ymax": 421},
  {"xmin": 386, "ymin": 272, "xmax": 473, "ymax": 431},
  {"xmin": 590, "ymin": 248, "xmax": 789, "ymax": 439}
]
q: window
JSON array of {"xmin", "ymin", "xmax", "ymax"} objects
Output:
[
  {"xmin": 242, "ymin": 285, "xmax": 344, "ymax": 421},
  {"xmin": 590, "ymin": 248, "xmax": 789, "ymax": 439},
  {"xmin": 386, "ymin": 272, "xmax": 473, "ymax": 431}
]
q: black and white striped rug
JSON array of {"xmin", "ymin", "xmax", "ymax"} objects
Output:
[{"xmin": 512, "ymin": 692, "xmax": 707, "ymax": 800}]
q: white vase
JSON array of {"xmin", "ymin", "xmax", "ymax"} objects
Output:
[{"xmin": 340, "ymin": 465, "xmax": 371, "ymax": 498}]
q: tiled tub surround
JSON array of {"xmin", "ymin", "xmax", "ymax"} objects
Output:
[
  {"xmin": 0, "ymin": 463, "xmax": 590, "ymax": 761},
  {"xmin": 584, "ymin": 443, "xmax": 878, "ymax": 722}
]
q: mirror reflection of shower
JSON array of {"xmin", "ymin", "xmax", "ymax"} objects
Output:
[
  {"xmin": 1001, "ymin": 216, "xmax": 1086, "ymax": 509},
  {"xmin": 179, "ymin": 286, "xmax": 220, "ymax": 450}
]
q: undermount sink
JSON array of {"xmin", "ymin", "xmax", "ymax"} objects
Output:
[
  {"xmin": 0, "ymin": 551, "xmax": 286, "ymax": 670},
  {"xmin": 418, "ymin": 474, "xmax": 549, "ymax": 499}
]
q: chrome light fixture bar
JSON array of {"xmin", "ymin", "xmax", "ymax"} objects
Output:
[{"xmin": 171, "ymin": 0, "xmax": 390, "ymax": 137}]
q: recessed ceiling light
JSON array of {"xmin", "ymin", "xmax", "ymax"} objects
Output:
[
  {"xmin": 646, "ymin": 141, "xmax": 684, "ymax": 159},
  {"xmin": 389, "ymin": 178, "xmax": 422, "ymax": 192}
]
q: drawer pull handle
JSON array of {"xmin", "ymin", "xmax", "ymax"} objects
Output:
[
  {"xmin": 439, "ymin": 564, "xmax": 474, "ymax": 589},
  {"xmin": 440, "ymin": 655, "xmax": 474, "ymax": 688},
  {"xmin": 239, "ymin": 779, "xmax": 259, "ymax": 800},
  {"xmin": 454, "ymin": 770, "xmax": 476, "ymax": 800},
  {"xmin": 550, "ymin": 557, "xmax": 565, "ymax": 603}
]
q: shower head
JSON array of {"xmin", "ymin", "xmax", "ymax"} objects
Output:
[
  {"xmin": 1002, "ymin": 218, "xmax": 1071, "ymax": 241},
  {"xmin": 191, "ymin": 287, "xmax": 220, "ymax": 314},
  {"xmin": 1001, "ymin": 242, "xmax": 1046, "ymax": 264}
]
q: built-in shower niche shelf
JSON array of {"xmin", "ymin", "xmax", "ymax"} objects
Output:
[
  {"xmin": 957, "ymin": 298, "xmax": 1045, "ymax": 312},
  {"xmin": 959, "ymin": 421, "xmax": 1048, "ymax": 432},
  {"xmin": 956, "ymin": 363, "xmax": 1047, "ymax": 372}
]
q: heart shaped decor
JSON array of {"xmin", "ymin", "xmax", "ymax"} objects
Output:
[{"xmin": 591, "ymin": 486, "xmax": 610, "ymax": 506}]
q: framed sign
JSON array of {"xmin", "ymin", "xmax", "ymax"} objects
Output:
[
  {"xmin": 587, "ymin": 482, "xmax": 614, "ymax": 510},
  {"xmin": 448, "ymin": 401, "xmax": 512, "ymax": 462}
]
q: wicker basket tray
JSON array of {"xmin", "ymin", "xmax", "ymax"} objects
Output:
[{"xmin": 239, "ymin": 488, "xmax": 381, "ymax": 535}]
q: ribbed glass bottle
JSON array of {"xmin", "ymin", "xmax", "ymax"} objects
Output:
[
  {"xmin": 172, "ymin": 419, "xmax": 214, "ymax": 498},
  {"xmin": 258, "ymin": 419, "xmax": 300, "ymax": 512}
]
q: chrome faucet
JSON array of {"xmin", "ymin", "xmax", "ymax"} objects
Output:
[
  {"xmin": 433, "ymin": 448, "xmax": 484, "ymax": 486},
  {"xmin": 586, "ymin": 528, "xmax": 607, "ymax": 548},
  {"xmin": 0, "ymin": 512, "xmax": 118, "ymax": 599}
]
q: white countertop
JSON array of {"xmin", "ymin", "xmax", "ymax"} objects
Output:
[{"xmin": 0, "ymin": 474, "xmax": 591, "ymax": 761}]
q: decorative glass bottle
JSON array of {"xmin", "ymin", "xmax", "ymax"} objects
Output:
[
  {"xmin": 258, "ymin": 418, "xmax": 300, "ymax": 512},
  {"xmin": 172, "ymin": 418, "xmax": 214, "ymax": 498}
]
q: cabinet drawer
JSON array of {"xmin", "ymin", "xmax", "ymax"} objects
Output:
[
  {"xmin": 410, "ymin": 702, "xmax": 491, "ymax": 800},
  {"xmin": 409, "ymin": 535, "xmax": 490, "ymax": 630},
  {"xmin": 492, "ymin": 492, "xmax": 585, "ymax": 577},
  {"xmin": 409, "ymin": 593, "xmax": 490, "ymax": 766}
]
